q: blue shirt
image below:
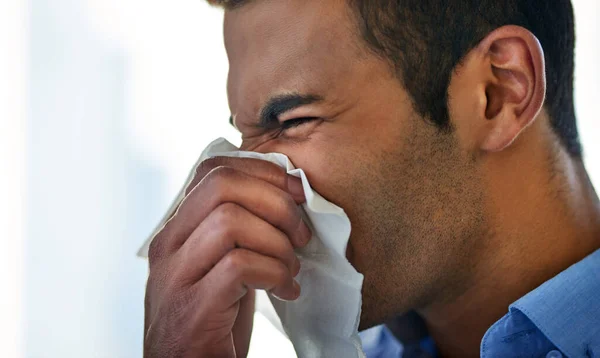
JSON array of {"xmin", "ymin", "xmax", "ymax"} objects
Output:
[{"xmin": 359, "ymin": 248, "xmax": 600, "ymax": 358}]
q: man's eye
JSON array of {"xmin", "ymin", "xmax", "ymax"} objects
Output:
[{"xmin": 280, "ymin": 117, "xmax": 318, "ymax": 130}]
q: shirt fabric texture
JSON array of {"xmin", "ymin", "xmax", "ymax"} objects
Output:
[{"xmin": 359, "ymin": 248, "xmax": 600, "ymax": 358}]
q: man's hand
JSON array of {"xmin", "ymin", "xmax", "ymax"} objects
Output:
[{"xmin": 143, "ymin": 157, "xmax": 312, "ymax": 358}]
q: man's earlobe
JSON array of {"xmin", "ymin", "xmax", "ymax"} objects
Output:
[{"xmin": 478, "ymin": 25, "xmax": 546, "ymax": 152}]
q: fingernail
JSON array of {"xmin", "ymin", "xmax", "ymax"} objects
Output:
[
  {"xmin": 272, "ymin": 280, "xmax": 301, "ymax": 302},
  {"xmin": 292, "ymin": 256, "xmax": 301, "ymax": 277},
  {"xmin": 298, "ymin": 221, "xmax": 312, "ymax": 247},
  {"xmin": 293, "ymin": 280, "xmax": 301, "ymax": 299},
  {"xmin": 287, "ymin": 175, "xmax": 305, "ymax": 200}
]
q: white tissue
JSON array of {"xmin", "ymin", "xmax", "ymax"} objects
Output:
[{"xmin": 138, "ymin": 138, "xmax": 365, "ymax": 358}]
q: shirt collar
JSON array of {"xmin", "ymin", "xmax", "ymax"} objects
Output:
[{"xmin": 510, "ymin": 248, "xmax": 600, "ymax": 358}]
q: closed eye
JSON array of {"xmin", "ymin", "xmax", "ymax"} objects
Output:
[{"xmin": 280, "ymin": 117, "xmax": 318, "ymax": 131}]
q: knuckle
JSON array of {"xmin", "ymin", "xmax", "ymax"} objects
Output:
[
  {"xmin": 212, "ymin": 202, "xmax": 242, "ymax": 223},
  {"xmin": 204, "ymin": 166, "xmax": 240, "ymax": 199},
  {"xmin": 148, "ymin": 235, "xmax": 166, "ymax": 264},
  {"xmin": 211, "ymin": 203, "xmax": 242, "ymax": 236},
  {"xmin": 207, "ymin": 164, "xmax": 237, "ymax": 181},
  {"xmin": 195, "ymin": 157, "xmax": 224, "ymax": 179},
  {"xmin": 221, "ymin": 249, "xmax": 249, "ymax": 277}
]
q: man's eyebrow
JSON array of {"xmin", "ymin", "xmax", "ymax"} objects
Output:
[
  {"xmin": 258, "ymin": 94, "xmax": 323, "ymax": 128},
  {"xmin": 228, "ymin": 94, "xmax": 323, "ymax": 130}
]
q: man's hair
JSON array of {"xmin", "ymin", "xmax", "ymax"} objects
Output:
[{"xmin": 211, "ymin": 0, "xmax": 581, "ymax": 157}]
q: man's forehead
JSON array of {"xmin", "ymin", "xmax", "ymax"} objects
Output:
[
  {"xmin": 223, "ymin": 0, "xmax": 354, "ymax": 52},
  {"xmin": 223, "ymin": 0, "xmax": 364, "ymax": 119}
]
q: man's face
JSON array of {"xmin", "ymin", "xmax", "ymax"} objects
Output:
[{"xmin": 224, "ymin": 0, "xmax": 487, "ymax": 329}]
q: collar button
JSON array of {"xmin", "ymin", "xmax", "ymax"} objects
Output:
[{"xmin": 546, "ymin": 350, "xmax": 563, "ymax": 358}]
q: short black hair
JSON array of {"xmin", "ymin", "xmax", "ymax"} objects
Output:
[
  {"xmin": 350, "ymin": 0, "xmax": 580, "ymax": 157},
  {"xmin": 211, "ymin": 0, "xmax": 581, "ymax": 157}
]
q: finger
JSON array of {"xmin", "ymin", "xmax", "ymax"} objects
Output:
[
  {"xmin": 232, "ymin": 290, "xmax": 255, "ymax": 358},
  {"xmin": 152, "ymin": 157, "xmax": 306, "ymax": 260},
  {"xmin": 186, "ymin": 156, "xmax": 305, "ymax": 203},
  {"xmin": 198, "ymin": 249, "xmax": 300, "ymax": 311},
  {"xmin": 151, "ymin": 167, "xmax": 311, "ymax": 260},
  {"xmin": 173, "ymin": 203, "xmax": 300, "ymax": 283}
]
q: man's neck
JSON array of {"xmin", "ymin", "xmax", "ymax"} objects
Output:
[{"xmin": 417, "ymin": 139, "xmax": 600, "ymax": 358}]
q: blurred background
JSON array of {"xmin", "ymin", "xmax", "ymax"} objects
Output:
[{"xmin": 0, "ymin": 0, "xmax": 598, "ymax": 357}]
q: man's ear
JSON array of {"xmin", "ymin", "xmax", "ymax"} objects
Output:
[{"xmin": 456, "ymin": 25, "xmax": 547, "ymax": 153}]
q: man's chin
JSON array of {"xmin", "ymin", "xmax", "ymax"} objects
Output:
[
  {"xmin": 358, "ymin": 319, "xmax": 379, "ymax": 332},
  {"xmin": 358, "ymin": 309, "xmax": 389, "ymax": 331},
  {"xmin": 359, "ymin": 297, "xmax": 416, "ymax": 332},
  {"xmin": 358, "ymin": 287, "xmax": 395, "ymax": 331}
]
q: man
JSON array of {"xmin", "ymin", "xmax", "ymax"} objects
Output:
[{"xmin": 143, "ymin": 0, "xmax": 600, "ymax": 357}]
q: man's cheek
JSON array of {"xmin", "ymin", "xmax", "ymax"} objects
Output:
[
  {"xmin": 293, "ymin": 157, "xmax": 347, "ymax": 200},
  {"xmin": 275, "ymin": 138, "xmax": 360, "ymax": 202}
]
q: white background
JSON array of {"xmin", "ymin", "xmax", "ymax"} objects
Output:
[{"xmin": 0, "ymin": 0, "xmax": 598, "ymax": 357}]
